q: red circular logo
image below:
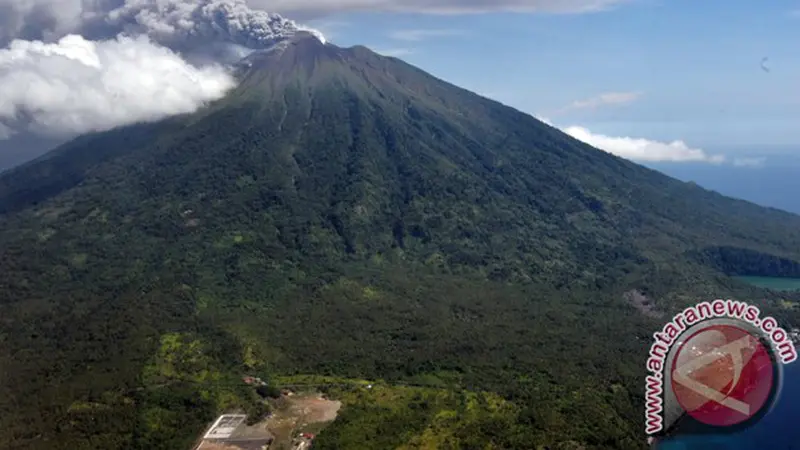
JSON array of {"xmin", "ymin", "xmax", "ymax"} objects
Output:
[{"xmin": 670, "ymin": 324, "xmax": 776, "ymax": 427}]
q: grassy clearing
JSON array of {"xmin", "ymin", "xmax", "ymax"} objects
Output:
[{"xmin": 272, "ymin": 376, "xmax": 521, "ymax": 450}]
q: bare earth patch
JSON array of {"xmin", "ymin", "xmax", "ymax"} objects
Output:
[
  {"xmin": 623, "ymin": 289, "xmax": 663, "ymax": 318},
  {"xmin": 290, "ymin": 395, "xmax": 342, "ymax": 422},
  {"xmin": 263, "ymin": 393, "xmax": 341, "ymax": 450}
]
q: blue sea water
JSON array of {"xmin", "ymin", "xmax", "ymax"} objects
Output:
[{"xmin": 656, "ymin": 362, "xmax": 800, "ymax": 449}]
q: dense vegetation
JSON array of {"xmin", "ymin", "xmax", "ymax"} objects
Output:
[
  {"xmin": 2, "ymin": 34, "xmax": 800, "ymax": 449},
  {"xmin": 692, "ymin": 246, "xmax": 800, "ymax": 278}
]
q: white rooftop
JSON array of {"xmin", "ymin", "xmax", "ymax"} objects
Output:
[{"xmin": 203, "ymin": 414, "xmax": 247, "ymax": 440}]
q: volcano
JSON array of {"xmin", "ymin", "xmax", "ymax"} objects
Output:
[{"xmin": 1, "ymin": 33, "xmax": 799, "ymax": 450}]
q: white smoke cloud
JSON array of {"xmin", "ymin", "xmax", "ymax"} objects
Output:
[
  {"xmin": 0, "ymin": 34, "xmax": 236, "ymax": 138},
  {"xmin": 296, "ymin": 25, "xmax": 327, "ymax": 43},
  {"xmin": 0, "ymin": 0, "xmax": 325, "ymax": 143}
]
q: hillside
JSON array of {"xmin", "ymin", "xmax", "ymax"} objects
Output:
[{"xmin": 1, "ymin": 33, "xmax": 800, "ymax": 450}]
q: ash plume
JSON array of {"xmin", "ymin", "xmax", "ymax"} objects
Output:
[
  {"xmin": 1, "ymin": 0, "xmax": 325, "ymax": 55},
  {"xmin": 106, "ymin": 1, "xmax": 318, "ymax": 52},
  {"xmin": 0, "ymin": 0, "xmax": 325, "ymax": 145}
]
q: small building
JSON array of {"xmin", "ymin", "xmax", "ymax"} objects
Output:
[{"xmin": 196, "ymin": 414, "xmax": 274, "ymax": 450}]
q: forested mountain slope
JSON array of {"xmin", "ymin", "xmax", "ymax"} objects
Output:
[{"xmin": 1, "ymin": 33, "xmax": 799, "ymax": 450}]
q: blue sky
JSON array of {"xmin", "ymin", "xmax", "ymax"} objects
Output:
[{"xmin": 300, "ymin": 0, "xmax": 800, "ymax": 164}]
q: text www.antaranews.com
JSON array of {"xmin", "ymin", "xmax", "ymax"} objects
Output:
[{"xmin": 644, "ymin": 299, "xmax": 797, "ymax": 435}]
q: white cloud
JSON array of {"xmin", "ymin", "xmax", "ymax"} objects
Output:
[
  {"xmin": 535, "ymin": 116, "xmax": 726, "ymax": 164},
  {"xmin": 0, "ymin": 34, "xmax": 235, "ymax": 139},
  {"xmin": 388, "ymin": 29, "xmax": 464, "ymax": 41},
  {"xmin": 254, "ymin": 0, "xmax": 633, "ymax": 15},
  {"xmin": 733, "ymin": 157, "xmax": 765, "ymax": 168},
  {"xmin": 563, "ymin": 125, "xmax": 725, "ymax": 163},
  {"xmin": 565, "ymin": 91, "xmax": 642, "ymax": 111}
]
